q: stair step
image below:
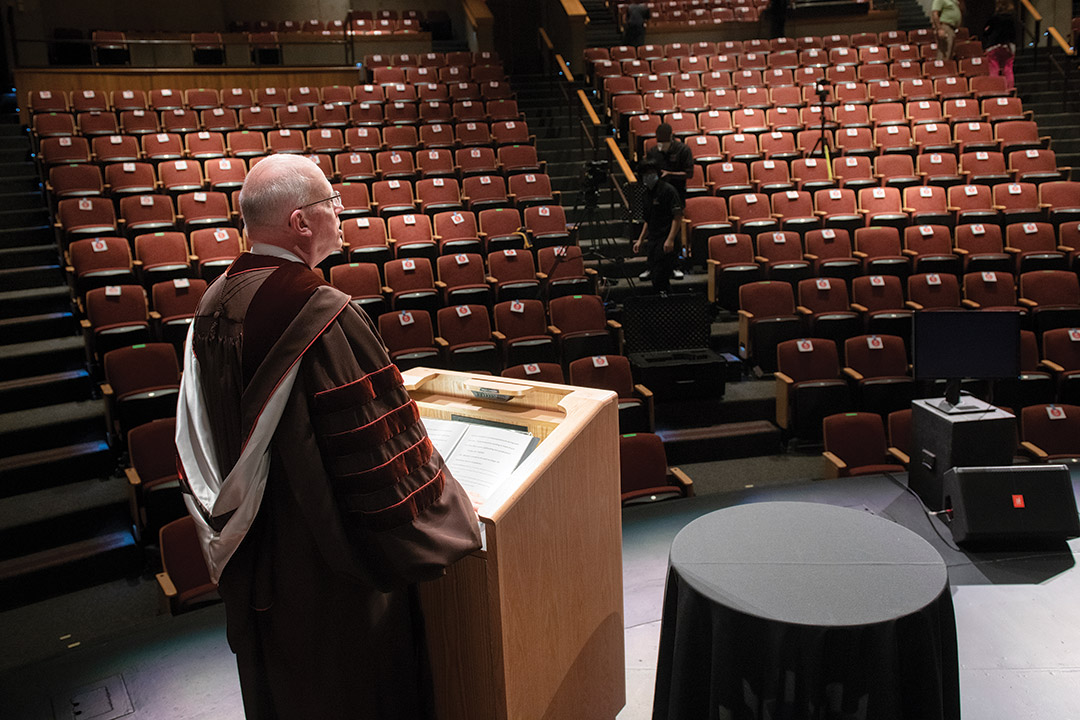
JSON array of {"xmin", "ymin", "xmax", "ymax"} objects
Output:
[
  {"xmin": 0, "ymin": 207, "xmax": 51, "ymax": 228},
  {"xmin": 0, "ymin": 224, "xmax": 54, "ymax": 249},
  {"xmin": 0, "ymin": 525, "xmax": 140, "ymax": 611},
  {"xmin": 0, "ymin": 310, "xmax": 76, "ymax": 344},
  {"xmin": 0, "ymin": 190, "xmax": 45, "ymax": 211},
  {"xmin": 0, "ymin": 334, "xmax": 86, "ymax": 379},
  {"xmin": 0, "ymin": 399, "xmax": 106, "ymax": 457},
  {"xmin": 0, "ymin": 368, "xmax": 93, "ymax": 411},
  {"xmin": 0, "ymin": 476, "xmax": 130, "ymax": 561},
  {"xmin": 0, "ymin": 284, "xmax": 71, "ymax": 318},
  {"xmin": 0, "ymin": 439, "xmax": 115, "ymax": 498},
  {"xmin": 0, "ymin": 263, "xmax": 63, "ymax": 290},
  {"xmin": 0, "ymin": 242, "xmax": 59, "ymax": 267},
  {"xmin": 659, "ymin": 420, "xmax": 782, "ymax": 464},
  {"xmin": 0, "ymin": 175, "xmax": 41, "ymax": 195}
]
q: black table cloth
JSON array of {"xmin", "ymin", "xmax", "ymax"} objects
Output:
[{"xmin": 652, "ymin": 501, "xmax": 960, "ymax": 720}]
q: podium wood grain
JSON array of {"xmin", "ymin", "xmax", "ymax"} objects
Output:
[{"xmin": 405, "ymin": 369, "xmax": 625, "ymax": 720}]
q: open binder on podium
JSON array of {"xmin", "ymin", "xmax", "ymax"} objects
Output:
[{"xmin": 401, "ymin": 367, "xmax": 626, "ymax": 720}]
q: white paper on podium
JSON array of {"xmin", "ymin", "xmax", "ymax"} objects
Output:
[{"xmin": 422, "ymin": 417, "xmax": 535, "ymax": 506}]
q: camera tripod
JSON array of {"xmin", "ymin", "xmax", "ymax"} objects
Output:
[{"xmin": 570, "ymin": 162, "xmax": 636, "ymax": 290}]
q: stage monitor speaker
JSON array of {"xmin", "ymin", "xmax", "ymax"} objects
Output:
[{"xmin": 943, "ymin": 464, "xmax": 1080, "ymax": 547}]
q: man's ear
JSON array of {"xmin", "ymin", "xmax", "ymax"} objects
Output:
[{"xmin": 289, "ymin": 208, "xmax": 312, "ymax": 236}]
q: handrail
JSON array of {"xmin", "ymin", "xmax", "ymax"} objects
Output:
[
  {"xmin": 1047, "ymin": 27, "xmax": 1074, "ymax": 55},
  {"xmin": 556, "ymin": 54, "xmax": 575, "ymax": 83},
  {"xmin": 606, "ymin": 137, "xmax": 636, "ymax": 183},
  {"xmin": 538, "ymin": 27, "xmax": 554, "ymax": 51},
  {"xmin": 1019, "ymin": 0, "xmax": 1041, "ymax": 22},
  {"xmin": 560, "ymin": 0, "xmax": 588, "ymax": 18},
  {"xmin": 577, "ymin": 89, "xmax": 599, "ymax": 126}
]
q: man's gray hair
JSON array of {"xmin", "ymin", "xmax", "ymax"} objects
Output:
[{"xmin": 238, "ymin": 154, "xmax": 323, "ymax": 229}]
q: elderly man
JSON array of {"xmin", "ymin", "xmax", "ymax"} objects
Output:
[{"xmin": 175, "ymin": 154, "xmax": 481, "ymax": 719}]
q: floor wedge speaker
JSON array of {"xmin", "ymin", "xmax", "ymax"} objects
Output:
[{"xmin": 944, "ymin": 464, "xmax": 1080, "ymax": 547}]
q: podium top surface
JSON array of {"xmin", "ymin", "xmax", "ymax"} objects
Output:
[{"xmin": 401, "ymin": 367, "xmax": 618, "ymax": 520}]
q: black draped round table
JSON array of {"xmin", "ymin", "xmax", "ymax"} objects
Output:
[{"xmin": 652, "ymin": 501, "xmax": 960, "ymax": 720}]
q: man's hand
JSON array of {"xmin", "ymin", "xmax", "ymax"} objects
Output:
[
  {"xmin": 633, "ymin": 239, "xmax": 643, "ymax": 254},
  {"xmin": 663, "ymin": 238, "xmax": 674, "ymax": 253}
]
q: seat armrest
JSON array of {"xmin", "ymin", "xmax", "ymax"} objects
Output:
[
  {"xmin": 905, "ymin": 301, "xmax": 924, "ymax": 310},
  {"xmin": 796, "ymin": 305, "xmax": 812, "ymax": 316},
  {"xmin": 887, "ymin": 447, "xmax": 910, "ymax": 465},
  {"xmin": 156, "ymin": 571, "xmax": 178, "ymax": 599},
  {"xmin": 125, "ymin": 467, "xmax": 142, "ymax": 487},
  {"xmin": 843, "ymin": 367, "xmax": 864, "ymax": 381},
  {"xmin": 434, "ymin": 337, "xmax": 449, "ymax": 348},
  {"xmin": 492, "ymin": 330, "xmax": 506, "ymax": 341},
  {"xmin": 822, "ymin": 450, "xmax": 846, "ymax": 478},
  {"xmin": 1020, "ymin": 440, "xmax": 1048, "ymax": 460},
  {"xmin": 547, "ymin": 324, "xmax": 561, "ymax": 336},
  {"xmin": 961, "ymin": 299, "xmax": 980, "ymax": 309},
  {"xmin": 669, "ymin": 467, "xmax": 695, "ymax": 496},
  {"xmin": 1039, "ymin": 359, "xmax": 1065, "ymax": 373},
  {"xmin": 1017, "ymin": 297, "xmax": 1037, "ymax": 308},
  {"xmin": 850, "ymin": 302, "xmax": 869, "ymax": 312}
]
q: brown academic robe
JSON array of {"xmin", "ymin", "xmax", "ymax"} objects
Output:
[{"xmin": 184, "ymin": 253, "xmax": 481, "ymax": 720}]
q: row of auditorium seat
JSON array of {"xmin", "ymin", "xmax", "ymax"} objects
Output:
[
  {"xmin": 36, "ymin": 124, "xmax": 533, "ymax": 158},
  {"xmin": 679, "ymin": 182, "xmax": 1080, "ymax": 246},
  {"xmin": 823, "ymin": 406, "xmax": 1080, "ymax": 478},
  {"xmin": 704, "ymin": 222, "xmax": 1080, "ymax": 299},
  {"xmin": 626, "ymin": 110, "xmax": 1035, "ymax": 152},
  {"xmin": 605, "ymin": 73, "xmax": 1007, "ymax": 106},
  {"xmin": 46, "ymin": 158, "xmax": 557, "ymax": 207},
  {"xmin": 27, "ymin": 83, "xmax": 514, "ymax": 116},
  {"xmin": 594, "ymin": 52, "xmax": 989, "ymax": 79},
  {"xmin": 737, "ymin": 271, "xmax": 1080, "ymax": 373},
  {"xmin": 55, "ymin": 188, "xmax": 570, "ymax": 244},
  {"xmin": 32, "ymin": 110, "xmax": 528, "ymax": 148},
  {"xmin": 670, "ymin": 153, "xmax": 1067, "ymax": 201},
  {"xmin": 627, "ymin": 132, "xmax": 1057, "ymax": 172},
  {"xmin": 69, "ymin": 231, "xmax": 593, "ymax": 307},
  {"xmin": 587, "ymin": 29, "xmax": 958, "ymax": 61},
  {"xmin": 39, "ymin": 129, "xmax": 537, "ymax": 165},
  {"xmin": 778, "ymin": 330, "xmax": 1080, "ymax": 443},
  {"xmin": 607, "ymin": 79, "xmax": 1019, "ymax": 126}
]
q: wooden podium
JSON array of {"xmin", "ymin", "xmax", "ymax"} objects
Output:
[{"xmin": 401, "ymin": 368, "xmax": 626, "ymax": 720}]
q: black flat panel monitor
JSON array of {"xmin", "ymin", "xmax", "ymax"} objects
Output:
[{"xmin": 912, "ymin": 310, "xmax": 1021, "ymax": 410}]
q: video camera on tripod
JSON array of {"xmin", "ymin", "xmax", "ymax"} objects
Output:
[
  {"xmin": 581, "ymin": 159, "xmax": 610, "ymax": 210},
  {"xmin": 813, "ymin": 77, "xmax": 831, "ymax": 104}
]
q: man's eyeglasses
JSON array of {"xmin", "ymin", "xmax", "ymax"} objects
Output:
[{"xmin": 298, "ymin": 192, "xmax": 343, "ymax": 210}]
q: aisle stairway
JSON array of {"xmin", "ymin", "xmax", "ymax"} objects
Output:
[
  {"xmin": 1013, "ymin": 50, "xmax": 1080, "ymax": 176},
  {"xmin": 511, "ymin": 14, "xmax": 783, "ymax": 459},
  {"xmin": 0, "ymin": 91, "xmax": 138, "ymax": 611}
]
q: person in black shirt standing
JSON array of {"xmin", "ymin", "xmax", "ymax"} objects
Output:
[
  {"xmin": 623, "ymin": 3, "xmax": 648, "ymax": 47},
  {"xmin": 642, "ymin": 122, "xmax": 693, "ymax": 280},
  {"xmin": 633, "ymin": 159, "xmax": 683, "ymax": 294},
  {"xmin": 643, "ymin": 122, "xmax": 693, "ymax": 202}
]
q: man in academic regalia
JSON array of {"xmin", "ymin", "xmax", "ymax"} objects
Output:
[{"xmin": 175, "ymin": 154, "xmax": 482, "ymax": 720}]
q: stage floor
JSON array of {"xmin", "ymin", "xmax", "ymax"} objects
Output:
[{"xmin": 2, "ymin": 472, "xmax": 1078, "ymax": 719}]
